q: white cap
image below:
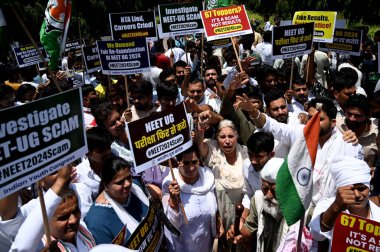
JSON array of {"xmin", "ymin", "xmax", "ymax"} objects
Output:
[
  {"xmin": 330, "ymin": 156, "xmax": 371, "ymax": 188},
  {"xmin": 260, "ymin": 157, "xmax": 284, "ymax": 183}
]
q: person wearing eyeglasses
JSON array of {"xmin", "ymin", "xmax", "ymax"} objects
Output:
[{"xmin": 162, "ymin": 145, "xmax": 218, "ymax": 252}]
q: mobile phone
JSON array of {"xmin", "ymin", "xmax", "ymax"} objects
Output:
[{"xmin": 338, "ymin": 123, "xmax": 349, "ymax": 132}]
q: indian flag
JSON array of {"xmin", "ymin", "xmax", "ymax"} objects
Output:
[
  {"xmin": 276, "ymin": 111, "xmax": 320, "ymax": 226},
  {"xmin": 40, "ymin": 0, "xmax": 72, "ymax": 70}
]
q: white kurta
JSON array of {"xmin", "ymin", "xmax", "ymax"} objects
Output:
[
  {"xmin": 258, "ymin": 114, "xmax": 363, "ymax": 204},
  {"xmin": 162, "ymin": 167, "xmax": 217, "ymax": 252},
  {"xmin": 309, "ymin": 198, "xmax": 380, "ymax": 251}
]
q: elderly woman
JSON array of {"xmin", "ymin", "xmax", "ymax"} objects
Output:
[
  {"xmin": 309, "ymin": 156, "xmax": 380, "ymax": 250},
  {"xmin": 11, "ymin": 166, "xmax": 96, "ymax": 252},
  {"xmin": 84, "ymin": 156, "xmax": 163, "ymax": 249},
  {"xmin": 195, "ymin": 113, "xmax": 249, "ymax": 233},
  {"xmin": 162, "ymin": 145, "xmax": 218, "ymax": 252}
]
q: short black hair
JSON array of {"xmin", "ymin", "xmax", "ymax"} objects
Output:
[
  {"xmin": 156, "ymin": 81, "xmax": 178, "ymax": 100},
  {"xmin": 345, "ymin": 94, "xmax": 371, "ymax": 117},
  {"xmin": 0, "ymin": 84, "xmax": 15, "ymax": 100},
  {"xmin": 332, "ymin": 71, "xmax": 355, "ymax": 92},
  {"xmin": 159, "ymin": 68, "xmax": 175, "ymax": 82},
  {"xmin": 263, "ymin": 30, "xmax": 272, "ymax": 43},
  {"xmin": 91, "ymin": 100, "xmax": 116, "ymax": 128},
  {"xmin": 339, "ymin": 67, "xmax": 358, "ymax": 87},
  {"xmin": 247, "ymin": 132, "xmax": 274, "ymax": 153},
  {"xmin": 81, "ymin": 84, "xmax": 95, "ymax": 97},
  {"xmin": 173, "ymin": 60, "xmax": 187, "ymax": 70},
  {"xmin": 129, "ymin": 80, "xmax": 153, "ymax": 96},
  {"xmin": 264, "ymin": 89, "xmax": 285, "ymax": 107},
  {"xmin": 292, "ymin": 75, "xmax": 306, "ymax": 89},
  {"xmin": 86, "ymin": 127, "xmax": 113, "ymax": 151},
  {"xmin": 308, "ymin": 97, "xmax": 337, "ymax": 120},
  {"xmin": 256, "ymin": 65, "xmax": 278, "ymax": 85}
]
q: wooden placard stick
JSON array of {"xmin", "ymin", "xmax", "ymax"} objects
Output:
[
  {"xmin": 37, "ymin": 181, "xmax": 52, "ymax": 248},
  {"xmin": 230, "ymin": 37, "xmax": 243, "ymax": 72},
  {"xmin": 124, "ymin": 75, "xmax": 130, "ymax": 109},
  {"xmin": 289, "ymin": 57, "xmax": 295, "ymax": 90},
  {"xmin": 169, "ymin": 39, "xmax": 174, "ymax": 67},
  {"xmin": 168, "ymin": 159, "xmax": 189, "ymax": 224},
  {"xmin": 185, "ymin": 37, "xmax": 189, "ymax": 65},
  {"xmin": 200, "ymin": 33, "xmax": 205, "ymax": 78}
]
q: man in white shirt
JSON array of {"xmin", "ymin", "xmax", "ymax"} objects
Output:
[
  {"xmin": 287, "ymin": 76, "xmax": 315, "ymax": 116},
  {"xmin": 253, "ymin": 31, "xmax": 273, "ymax": 66},
  {"xmin": 240, "ymin": 96, "xmax": 363, "ymax": 205},
  {"xmin": 241, "ymin": 132, "xmax": 275, "ymax": 226},
  {"xmin": 186, "ymin": 79, "xmax": 222, "ymax": 113}
]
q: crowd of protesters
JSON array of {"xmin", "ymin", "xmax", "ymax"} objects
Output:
[{"xmin": 0, "ymin": 17, "xmax": 380, "ymax": 252}]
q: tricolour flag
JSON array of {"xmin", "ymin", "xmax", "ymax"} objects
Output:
[
  {"xmin": 40, "ymin": 0, "xmax": 72, "ymax": 70},
  {"xmin": 276, "ymin": 111, "xmax": 320, "ymax": 226},
  {"xmin": 206, "ymin": 0, "xmax": 233, "ymax": 9}
]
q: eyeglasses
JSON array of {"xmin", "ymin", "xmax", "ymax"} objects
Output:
[
  {"xmin": 189, "ymin": 89, "xmax": 203, "ymax": 94},
  {"xmin": 182, "ymin": 160, "xmax": 199, "ymax": 166}
]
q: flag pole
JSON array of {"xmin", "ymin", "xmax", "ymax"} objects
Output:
[
  {"xmin": 296, "ymin": 215, "xmax": 305, "ymax": 252},
  {"xmin": 10, "ymin": 4, "xmax": 62, "ymax": 93}
]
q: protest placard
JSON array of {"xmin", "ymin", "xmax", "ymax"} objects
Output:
[
  {"xmin": 293, "ymin": 11, "xmax": 337, "ymax": 43},
  {"xmin": 111, "ymin": 200, "xmax": 163, "ymax": 251},
  {"xmin": 200, "ymin": 5, "xmax": 252, "ymax": 41},
  {"xmin": 210, "ymin": 38, "xmax": 231, "ymax": 49},
  {"xmin": 272, "ymin": 23, "xmax": 314, "ymax": 59},
  {"xmin": 97, "ymin": 38, "xmax": 150, "ymax": 75},
  {"xmin": 82, "ymin": 45, "xmax": 101, "ymax": 73},
  {"xmin": 0, "ymin": 88, "xmax": 87, "ymax": 199},
  {"xmin": 158, "ymin": 2, "xmax": 204, "ymax": 38},
  {"xmin": 65, "ymin": 39, "xmax": 85, "ymax": 56},
  {"xmin": 319, "ymin": 28, "xmax": 363, "ymax": 56},
  {"xmin": 126, "ymin": 103, "xmax": 192, "ymax": 174},
  {"xmin": 332, "ymin": 212, "xmax": 380, "ymax": 252},
  {"xmin": 109, "ymin": 11, "xmax": 157, "ymax": 41},
  {"xmin": 13, "ymin": 43, "xmax": 49, "ymax": 68}
]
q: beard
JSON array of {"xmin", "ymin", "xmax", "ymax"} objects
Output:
[
  {"xmin": 276, "ymin": 114, "xmax": 288, "ymax": 123},
  {"xmin": 262, "ymin": 196, "xmax": 283, "ymax": 221},
  {"xmin": 345, "ymin": 118, "xmax": 366, "ymax": 130},
  {"xmin": 176, "ymin": 76, "xmax": 185, "ymax": 86},
  {"xmin": 206, "ymin": 79, "xmax": 216, "ymax": 89}
]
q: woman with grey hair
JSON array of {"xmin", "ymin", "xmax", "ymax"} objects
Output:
[{"xmin": 195, "ymin": 111, "xmax": 249, "ymax": 241}]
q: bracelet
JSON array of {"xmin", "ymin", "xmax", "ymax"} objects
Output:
[
  {"xmin": 249, "ymin": 110, "xmax": 261, "ymax": 120},
  {"xmin": 320, "ymin": 213, "xmax": 333, "ymax": 230}
]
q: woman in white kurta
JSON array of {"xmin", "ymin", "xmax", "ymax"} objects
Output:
[
  {"xmin": 162, "ymin": 146, "xmax": 218, "ymax": 252},
  {"xmin": 195, "ymin": 117, "xmax": 249, "ymax": 231}
]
